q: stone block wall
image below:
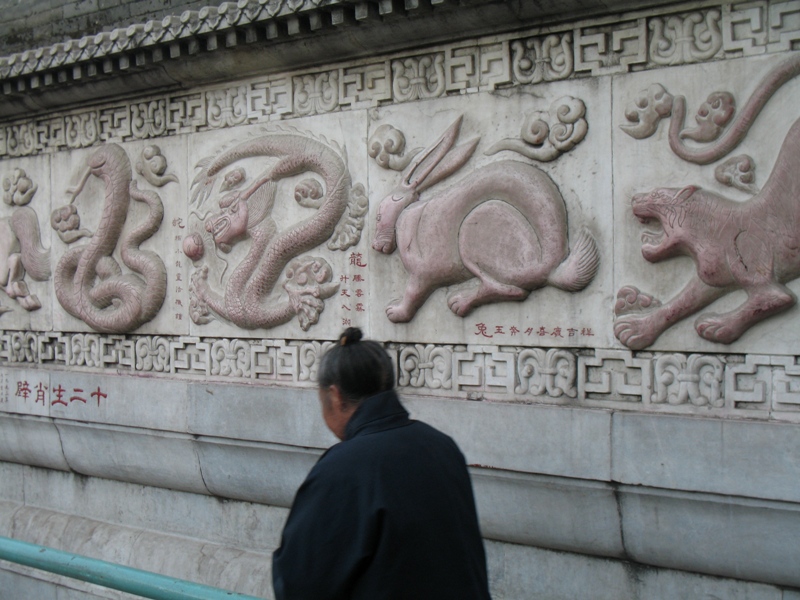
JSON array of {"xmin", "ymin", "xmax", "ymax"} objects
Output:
[{"xmin": 1, "ymin": 1, "xmax": 800, "ymax": 598}]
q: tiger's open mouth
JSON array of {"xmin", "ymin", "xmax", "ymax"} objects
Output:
[{"xmin": 638, "ymin": 217, "xmax": 664, "ymax": 246}]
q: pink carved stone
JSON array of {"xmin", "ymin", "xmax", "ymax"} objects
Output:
[
  {"xmin": 53, "ymin": 143, "xmax": 167, "ymax": 333},
  {"xmin": 372, "ymin": 116, "xmax": 599, "ymax": 323},
  {"xmin": 0, "ymin": 206, "xmax": 50, "ymax": 312},
  {"xmin": 188, "ymin": 131, "xmax": 356, "ymax": 331},
  {"xmin": 616, "ymin": 55, "xmax": 800, "ymax": 349},
  {"xmin": 616, "ymin": 117, "xmax": 800, "ymax": 348},
  {"xmin": 182, "ymin": 233, "xmax": 205, "ymax": 261}
]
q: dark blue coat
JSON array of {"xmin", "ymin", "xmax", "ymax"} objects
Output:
[{"xmin": 272, "ymin": 390, "xmax": 491, "ymax": 600}]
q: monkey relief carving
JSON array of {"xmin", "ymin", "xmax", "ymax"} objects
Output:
[
  {"xmin": 185, "ymin": 130, "xmax": 367, "ymax": 331},
  {"xmin": 615, "ymin": 54, "xmax": 800, "ymax": 349},
  {"xmin": 371, "ymin": 116, "xmax": 599, "ymax": 323},
  {"xmin": 0, "ymin": 168, "xmax": 50, "ymax": 313}
]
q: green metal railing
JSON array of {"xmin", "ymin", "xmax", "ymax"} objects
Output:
[{"xmin": 0, "ymin": 536, "xmax": 264, "ymax": 600}]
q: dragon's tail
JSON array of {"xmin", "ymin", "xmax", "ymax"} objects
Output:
[{"xmin": 548, "ymin": 228, "xmax": 599, "ymax": 292}]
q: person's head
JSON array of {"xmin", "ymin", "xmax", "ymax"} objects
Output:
[{"xmin": 317, "ymin": 327, "xmax": 395, "ymax": 440}]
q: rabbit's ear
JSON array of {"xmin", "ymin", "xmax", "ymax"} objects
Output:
[
  {"xmin": 416, "ymin": 137, "xmax": 479, "ymax": 193},
  {"xmin": 401, "ymin": 116, "xmax": 465, "ymax": 190}
]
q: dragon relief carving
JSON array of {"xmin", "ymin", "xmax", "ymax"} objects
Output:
[
  {"xmin": 52, "ymin": 143, "xmax": 168, "ymax": 333},
  {"xmin": 0, "ymin": 168, "xmax": 51, "ymax": 313},
  {"xmin": 185, "ymin": 129, "xmax": 367, "ymax": 331},
  {"xmin": 371, "ymin": 116, "xmax": 599, "ymax": 323},
  {"xmin": 615, "ymin": 54, "xmax": 800, "ymax": 349}
]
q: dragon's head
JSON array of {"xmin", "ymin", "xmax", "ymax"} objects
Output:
[
  {"xmin": 631, "ymin": 185, "xmax": 698, "ymax": 262},
  {"xmin": 205, "ymin": 194, "xmax": 249, "ymax": 253}
]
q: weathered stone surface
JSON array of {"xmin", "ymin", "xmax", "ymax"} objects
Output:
[
  {"xmin": 612, "ymin": 412, "xmax": 800, "ymax": 503},
  {"xmin": 404, "ymin": 396, "xmax": 612, "ymax": 480},
  {"xmin": 55, "ymin": 421, "xmax": 207, "ymax": 494},
  {"xmin": 472, "ymin": 468, "xmax": 624, "ymax": 558},
  {"xmin": 196, "ymin": 437, "xmax": 321, "ymax": 507},
  {"xmin": 0, "ymin": 461, "xmax": 287, "ymax": 552},
  {"xmin": 619, "ymin": 486, "xmax": 800, "ymax": 588},
  {"xmin": 485, "ymin": 540, "xmax": 784, "ymax": 600},
  {"xmin": 0, "ymin": 414, "xmax": 69, "ymax": 471},
  {"xmin": 188, "ymin": 382, "xmax": 336, "ymax": 447},
  {"xmin": 2, "ymin": 504, "xmax": 274, "ymax": 598}
]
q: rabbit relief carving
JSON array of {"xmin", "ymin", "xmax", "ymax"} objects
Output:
[{"xmin": 371, "ymin": 116, "xmax": 599, "ymax": 323}]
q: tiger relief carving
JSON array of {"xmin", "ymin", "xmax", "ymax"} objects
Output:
[{"xmin": 615, "ymin": 54, "xmax": 800, "ymax": 349}]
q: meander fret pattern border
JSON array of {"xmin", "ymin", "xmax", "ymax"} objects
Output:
[
  {"xmin": 2, "ymin": 1, "xmax": 800, "ymax": 156},
  {"xmin": 0, "ymin": 330, "xmax": 798, "ymax": 419}
]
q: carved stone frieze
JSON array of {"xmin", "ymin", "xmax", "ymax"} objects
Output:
[
  {"xmin": 131, "ymin": 100, "xmax": 168, "ymax": 139},
  {"xmin": 393, "ymin": 343, "xmax": 454, "ymax": 391},
  {"xmin": 574, "ymin": 18, "xmax": 647, "ymax": 75},
  {"xmin": 725, "ymin": 354, "xmax": 772, "ymax": 409},
  {"xmin": 511, "ymin": 33, "xmax": 573, "ymax": 84},
  {"xmin": 722, "ymin": 2, "xmax": 769, "ymax": 55},
  {"xmin": 648, "ymin": 10, "xmax": 723, "ymax": 66},
  {"xmin": 293, "ymin": 71, "xmax": 340, "ymax": 116},
  {"xmin": 339, "ymin": 62, "xmax": 392, "ymax": 108},
  {"xmin": 1, "ymin": 328, "xmax": 797, "ymax": 419},
  {"xmin": 578, "ymin": 349, "xmax": 652, "ymax": 404},
  {"xmin": 652, "ymin": 353, "xmax": 724, "ymax": 407},
  {"xmin": 206, "ymin": 86, "xmax": 250, "ymax": 128},
  {"xmin": 64, "ymin": 113, "xmax": 100, "ymax": 148},
  {"xmin": 0, "ymin": 4, "xmax": 799, "ymax": 161},
  {"xmin": 773, "ymin": 354, "xmax": 800, "ymax": 411},
  {"xmin": 391, "ymin": 54, "xmax": 446, "ymax": 102},
  {"xmin": 515, "ymin": 348, "xmax": 577, "ymax": 399},
  {"xmin": 767, "ymin": 1, "xmax": 800, "ymax": 51}
]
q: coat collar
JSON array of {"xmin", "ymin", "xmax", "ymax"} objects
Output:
[{"xmin": 344, "ymin": 389, "xmax": 410, "ymax": 441}]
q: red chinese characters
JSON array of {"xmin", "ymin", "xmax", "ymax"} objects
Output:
[{"xmin": 473, "ymin": 323, "xmax": 595, "ymax": 339}]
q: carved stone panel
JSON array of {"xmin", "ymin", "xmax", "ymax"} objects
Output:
[
  {"xmin": 367, "ymin": 80, "xmax": 613, "ymax": 347},
  {"xmin": 49, "ymin": 139, "xmax": 184, "ymax": 335},
  {"xmin": 184, "ymin": 111, "xmax": 370, "ymax": 340},
  {"xmin": 0, "ymin": 156, "xmax": 52, "ymax": 333},
  {"xmin": 613, "ymin": 53, "xmax": 800, "ymax": 354}
]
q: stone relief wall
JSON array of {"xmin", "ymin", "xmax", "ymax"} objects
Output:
[{"xmin": 0, "ymin": 0, "xmax": 799, "ymax": 422}]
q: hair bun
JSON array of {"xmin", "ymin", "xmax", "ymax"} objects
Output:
[{"xmin": 340, "ymin": 327, "xmax": 363, "ymax": 346}]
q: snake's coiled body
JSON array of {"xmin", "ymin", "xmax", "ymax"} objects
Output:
[{"xmin": 54, "ymin": 144, "xmax": 167, "ymax": 333}]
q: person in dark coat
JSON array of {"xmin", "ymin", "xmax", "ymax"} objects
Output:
[{"xmin": 272, "ymin": 327, "xmax": 491, "ymax": 600}]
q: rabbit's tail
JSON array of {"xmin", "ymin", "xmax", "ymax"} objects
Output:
[{"xmin": 548, "ymin": 228, "xmax": 599, "ymax": 292}]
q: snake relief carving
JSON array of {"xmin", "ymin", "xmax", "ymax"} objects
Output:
[
  {"xmin": 615, "ymin": 54, "xmax": 800, "ymax": 349},
  {"xmin": 52, "ymin": 143, "xmax": 168, "ymax": 333},
  {"xmin": 186, "ymin": 129, "xmax": 367, "ymax": 331},
  {"xmin": 0, "ymin": 168, "xmax": 50, "ymax": 313},
  {"xmin": 372, "ymin": 116, "xmax": 599, "ymax": 323}
]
